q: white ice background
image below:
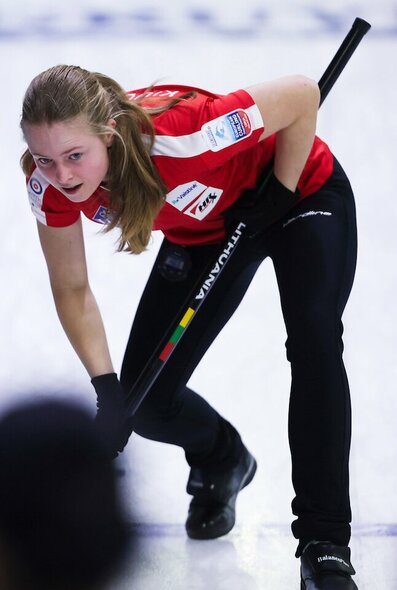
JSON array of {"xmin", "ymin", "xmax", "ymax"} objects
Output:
[{"xmin": 0, "ymin": 1, "xmax": 396, "ymax": 588}]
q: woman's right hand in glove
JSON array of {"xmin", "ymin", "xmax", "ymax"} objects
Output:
[{"xmin": 91, "ymin": 373, "xmax": 133, "ymax": 460}]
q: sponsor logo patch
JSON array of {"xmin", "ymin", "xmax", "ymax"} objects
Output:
[
  {"xmin": 166, "ymin": 181, "xmax": 207, "ymax": 211},
  {"xmin": 166, "ymin": 182, "xmax": 223, "ymax": 220},
  {"xmin": 93, "ymin": 205, "xmax": 112, "ymax": 224},
  {"xmin": 201, "ymin": 109, "xmax": 252, "ymax": 152},
  {"xmin": 184, "ymin": 187, "xmax": 223, "ymax": 220}
]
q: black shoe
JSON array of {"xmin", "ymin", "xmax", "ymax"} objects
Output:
[
  {"xmin": 300, "ymin": 542, "xmax": 358, "ymax": 589},
  {"xmin": 185, "ymin": 444, "xmax": 257, "ymax": 540}
]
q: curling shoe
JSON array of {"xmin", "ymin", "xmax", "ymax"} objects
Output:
[
  {"xmin": 301, "ymin": 542, "xmax": 358, "ymax": 589},
  {"xmin": 185, "ymin": 444, "xmax": 257, "ymax": 540}
]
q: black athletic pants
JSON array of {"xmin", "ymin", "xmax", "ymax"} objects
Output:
[{"xmin": 120, "ymin": 158, "xmax": 357, "ymax": 556}]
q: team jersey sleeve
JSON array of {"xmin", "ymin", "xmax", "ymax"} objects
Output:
[
  {"xmin": 198, "ymin": 89, "xmax": 265, "ymax": 167},
  {"xmin": 150, "ymin": 88, "xmax": 265, "ymax": 177},
  {"xmin": 26, "ymin": 167, "xmax": 113, "ymax": 227},
  {"xmin": 26, "ymin": 169, "xmax": 80, "ymax": 227}
]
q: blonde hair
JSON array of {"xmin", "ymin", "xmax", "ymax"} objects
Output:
[{"xmin": 20, "ymin": 65, "xmax": 195, "ymax": 253}]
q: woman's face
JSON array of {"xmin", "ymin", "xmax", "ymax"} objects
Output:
[{"xmin": 24, "ymin": 115, "xmax": 114, "ymax": 202}]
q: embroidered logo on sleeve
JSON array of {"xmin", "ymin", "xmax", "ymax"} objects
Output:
[
  {"xmin": 27, "ymin": 176, "xmax": 45, "ymax": 207},
  {"xmin": 27, "ymin": 173, "xmax": 49, "ymax": 223},
  {"xmin": 29, "ymin": 177, "xmax": 43, "ymax": 195},
  {"xmin": 201, "ymin": 109, "xmax": 252, "ymax": 152}
]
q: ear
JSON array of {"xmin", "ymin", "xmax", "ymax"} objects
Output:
[{"xmin": 105, "ymin": 118, "xmax": 117, "ymax": 147}]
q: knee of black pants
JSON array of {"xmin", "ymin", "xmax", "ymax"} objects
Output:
[
  {"xmin": 130, "ymin": 385, "xmax": 183, "ymax": 431},
  {"xmin": 285, "ymin": 314, "xmax": 344, "ymax": 369}
]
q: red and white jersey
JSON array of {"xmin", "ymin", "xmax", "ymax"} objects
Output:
[{"xmin": 26, "ymin": 84, "xmax": 334, "ymax": 245}]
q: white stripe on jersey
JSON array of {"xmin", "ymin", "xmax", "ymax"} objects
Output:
[
  {"xmin": 148, "ymin": 130, "xmax": 205, "ymax": 158},
  {"xmin": 248, "ymin": 103, "xmax": 265, "ymax": 129},
  {"xmin": 148, "ymin": 104, "xmax": 264, "ymax": 158}
]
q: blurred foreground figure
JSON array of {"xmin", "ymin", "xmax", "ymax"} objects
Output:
[{"xmin": 0, "ymin": 399, "xmax": 132, "ymax": 590}]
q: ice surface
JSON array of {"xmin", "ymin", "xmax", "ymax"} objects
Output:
[{"xmin": 0, "ymin": 2, "xmax": 396, "ymax": 587}]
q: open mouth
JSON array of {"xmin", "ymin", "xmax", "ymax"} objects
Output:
[{"xmin": 61, "ymin": 183, "xmax": 83, "ymax": 195}]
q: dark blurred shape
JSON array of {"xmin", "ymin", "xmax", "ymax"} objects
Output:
[{"xmin": 0, "ymin": 399, "xmax": 132, "ymax": 590}]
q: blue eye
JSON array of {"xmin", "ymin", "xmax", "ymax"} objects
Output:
[
  {"xmin": 69, "ymin": 153, "xmax": 82, "ymax": 161},
  {"xmin": 37, "ymin": 157, "xmax": 51, "ymax": 166}
]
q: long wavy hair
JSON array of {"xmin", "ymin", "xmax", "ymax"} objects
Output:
[{"xmin": 20, "ymin": 65, "xmax": 195, "ymax": 253}]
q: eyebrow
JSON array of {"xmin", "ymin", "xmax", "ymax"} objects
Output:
[{"xmin": 32, "ymin": 146, "xmax": 84, "ymax": 157}]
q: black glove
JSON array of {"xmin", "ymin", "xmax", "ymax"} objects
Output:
[
  {"xmin": 91, "ymin": 373, "xmax": 132, "ymax": 460},
  {"xmin": 224, "ymin": 171, "xmax": 299, "ymax": 237}
]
